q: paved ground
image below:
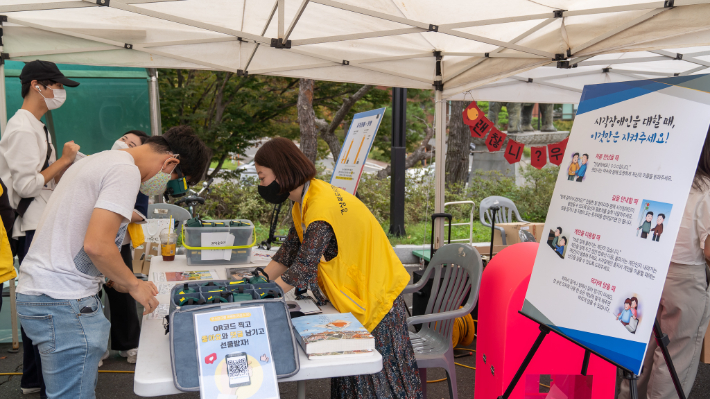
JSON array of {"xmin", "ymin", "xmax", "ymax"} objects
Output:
[{"xmin": 1, "ymin": 342, "xmax": 709, "ymax": 398}]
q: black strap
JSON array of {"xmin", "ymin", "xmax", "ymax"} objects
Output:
[{"xmin": 16, "ymin": 126, "xmax": 53, "ymax": 217}]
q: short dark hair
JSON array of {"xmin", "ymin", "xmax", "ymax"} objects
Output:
[
  {"xmin": 144, "ymin": 125, "xmax": 211, "ymax": 185},
  {"xmin": 658, "ymin": 213, "xmax": 665, "ymax": 219},
  {"xmin": 572, "ymin": 152, "xmax": 579, "ymax": 158},
  {"xmin": 556, "ymin": 227, "xmax": 562, "ymax": 233},
  {"xmin": 624, "ymin": 298, "xmax": 632, "ymax": 305},
  {"xmin": 254, "ymin": 137, "xmax": 316, "ymax": 194},
  {"xmin": 21, "ymin": 79, "xmax": 54, "ymax": 98},
  {"xmin": 646, "ymin": 211, "xmax": 653, "ymax": 217},
  {"xmin": 582, "ymin": 153, "xmax": 588, "ymax": 158},
  {"xmin": 559, "ymin": 236, "xmax": 567, "ymax": 244},
  {"xmin": 123, "ymin": 130, "xmax": 149, "ymax": 144}
]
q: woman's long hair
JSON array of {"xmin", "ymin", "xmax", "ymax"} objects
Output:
[{"xmin": 693, "ymin": 125, "xmax": 710, "ymax": 191}]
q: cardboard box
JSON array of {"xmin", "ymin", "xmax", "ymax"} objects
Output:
[
  {"xmin": 132, "ymin": 244, "xmax": 147, "ymax": 274},
  {"xmin": 492, "ymin": 222, "xmax": 545, "ymax": 246},
  {"xmin": 142, "ymin": 242, "xmax": 160, "ymax": 276}
]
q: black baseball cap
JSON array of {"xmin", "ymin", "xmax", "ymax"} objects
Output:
[{"xmin": 19, "ymin": 60, "xmax": 79, "ymax": 87}]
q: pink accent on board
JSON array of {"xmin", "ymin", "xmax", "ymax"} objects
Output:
[{"xmin": 474, "ymin": 243, "xmax": 616, "ymax": 398}]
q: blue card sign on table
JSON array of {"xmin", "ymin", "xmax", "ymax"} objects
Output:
[
  {"xmin": 194, "ymin": 306, "xmax": 279, "ymax": 399},
  {"xmin": 330, "ymin": 107, "xmax": 386, "ymax": 195},
  {"xmin": 522, "ymin": 75, "xmax": 710, "ymax": 374}
]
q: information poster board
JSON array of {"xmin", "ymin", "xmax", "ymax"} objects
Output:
[
  {"xmin": 330, "ymin": 107, "xmax": 386, "ymax": 194},
  {"xmin": 522, "ymin": 75, "xmax": 710, "ymax": 374},
  {"xmin": 194, "ymin": 306, "xmax": 279, "ymax": 399}
]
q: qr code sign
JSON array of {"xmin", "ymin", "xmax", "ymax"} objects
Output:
[{"xmin": 228, "ymin": 357, "xmax": 248, "ymax": 377}]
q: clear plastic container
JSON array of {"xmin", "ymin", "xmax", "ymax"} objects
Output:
[{"xmin": 183, "ymin": 219, "xmax": 254, "ymax": 266}]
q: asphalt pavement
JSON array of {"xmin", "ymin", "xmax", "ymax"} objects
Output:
[{"xmin": 1, "ymin": 342, "xmax": 709, "ymax": 398}]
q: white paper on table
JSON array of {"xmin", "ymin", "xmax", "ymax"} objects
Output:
[
  {"xmin": 200, "ymin": 232, "xmax": 234, "ymax": 261},
  {"xmin": 284, "ymin": 289, "xmax": 322, "ymax": 314},
  {"xmin": 146, "ymin": 304, "xmax": 169, "ymax": 320}
]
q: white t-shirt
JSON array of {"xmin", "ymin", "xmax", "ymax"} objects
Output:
[
  {"xmin": 17, "ymin": 151, "xmax": 141, "ymax": 299},
  {"xmin": 671, "ymin": 181, "xmax": 710, "ymax": 266}
]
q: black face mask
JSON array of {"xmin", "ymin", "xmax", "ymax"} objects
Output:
[{"xmin": 258, "ymin": 180, "xmax": 290, "ymax": 204}]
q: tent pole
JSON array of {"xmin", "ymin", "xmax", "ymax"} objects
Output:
[
  {"xmin": 147, "ymin": 68, "xmax": 164, "ymax": 204},
  {"xmin": 433, "ymin": 89, "xmax": 446, "ymax": 250}
]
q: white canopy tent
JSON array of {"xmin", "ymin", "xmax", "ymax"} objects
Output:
[
  {"xmin": 4, "ymin": 0, "xmax": 710, "ymax": 249},
  {"xmin": 448, "ymin": 47, "xmax": 710, "ymax": 103}
]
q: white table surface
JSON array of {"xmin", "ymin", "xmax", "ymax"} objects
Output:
[{"xmin": 134, "ymin": 255, "xmax": 383, "ymax": 397}]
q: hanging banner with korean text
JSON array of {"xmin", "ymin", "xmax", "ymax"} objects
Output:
[
  {"xmin": 194, "ymin": 306, "xmax": 279, "ymax": 399},
  {"xmin": 530, "ymin": 146, "xmax": 547, "ymax": 169},
  {"xmin": 330, "ymin": 108, "xmax": 386, "ymax": 195},
  {"xmin": 522, "ymin": 75, "xmax": 710, "ymax": 374}
]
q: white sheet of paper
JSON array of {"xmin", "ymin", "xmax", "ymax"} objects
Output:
[{"xmin": 200, "ymin": 232, "xmax": 234, "ymax": 261}]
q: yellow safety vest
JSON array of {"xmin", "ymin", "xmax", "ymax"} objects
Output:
[
  {"xmin": 0, "ymin": 185, "xmax": 16, "ymax": 284},
  {"xmin": 292, "ymin": 179, "xmax": 410, "ymax": 332}
]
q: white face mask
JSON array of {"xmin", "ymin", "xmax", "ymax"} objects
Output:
[
  {"xmin": 111, "ymin": 140, "xmax": 130, "ymax": 150},
  {"xmin": 36, "ymin": 86, "xmax": 66, "ymax": 110}
]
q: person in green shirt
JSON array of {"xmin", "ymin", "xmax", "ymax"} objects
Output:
[{"xmin": 638, "ymin": 211, "xmax": 653, "ymax": 238}]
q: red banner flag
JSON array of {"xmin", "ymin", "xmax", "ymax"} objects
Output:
[
  {"xmin": 504, "ymin": 139, "xmax": 524, "ymax": 164},
  {"xmin": 530, "ymin": 146, "xmax": 547, "ymax": 169},
  {"xmin": 469, "ymin": 117, "xmax": 493, "ymax": 138},
  {"xmin": 547, "ymin": 137, "xmax": 569, "ymax": 166},
  {"xmin": 485, "ymin": 127, "xmax": 507, "ymax": 152},
  {"xmin": 462, "ymin": 101, "xmax": 483, "ymax": 126}
]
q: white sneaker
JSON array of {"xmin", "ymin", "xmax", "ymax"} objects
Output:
[
  {"xmin": 98, "ymin": 349, "xmax": 110, "ymax": 367},
  {"xmin": 120, "ymin": 348, "xmax": 138, "ymax": 364},
  {"xmin": 21, "ymin": 387, "xmax": 41, "ymax": 394}
]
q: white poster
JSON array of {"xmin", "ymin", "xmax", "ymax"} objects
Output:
[
  {"xmin": 330, "ymin": 107, "xmax": 385, "ymax": 194},
  {"xmin": 522, "ymin": 75, "xmax": 710, "ymax": 374}
]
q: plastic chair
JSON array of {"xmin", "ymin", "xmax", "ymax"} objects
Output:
[
  {"xmin": 404, "ymin": 244, "xmax": 483, "ymax": 399},
  {"xmin": 147, "ymin": 203, "xmax": 192, "ymax": 232},
  {"xmin": 479, "ymin": 196, "xmax": 527, "ymax": 245}
]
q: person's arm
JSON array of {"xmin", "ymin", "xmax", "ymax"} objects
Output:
[
  {"xmin": 84, "ymin": 208, "xmax": 159, "ymax": 314},
  {"xmin": 277, "ymin": 221, "xmax": 334, "ymax": 294},
  {"xmin": 130, "ymin": 211, "xmax": 144, "ymax": 223},
  {"xmin": 264, "ymin": 226, "xmax": 301, "ymax": 281},
  {"xmin": 40, "ymin": 141, "xmax": 80, "ymax": 185}
]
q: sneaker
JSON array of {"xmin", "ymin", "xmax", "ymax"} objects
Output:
[
  {"xmin": 21, "ymin": 388, "xmax": 41, "ymax": 394},
  {"xmin": 120, "ymin": 348, "xmax": 138, "ymax": 364},
  {"xmin": 98, "ymin": 349, "xmax": 110, "ymax": 367}
]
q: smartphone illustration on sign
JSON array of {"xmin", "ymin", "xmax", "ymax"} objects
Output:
[{"xmin": 226, "ymin": 352, "xmax": 251, "ymax": 388}]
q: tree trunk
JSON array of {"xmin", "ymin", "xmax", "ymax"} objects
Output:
[
  {"xmin": 298, "ymin": 79, "xmax": 318, "ymax": 164},
  {"xmin": 208, "ymin": 152, "xmax": 228, "ymax": 178},
  {"xmin": 445, "ymin": 101, "xmax": 470, "ymax": 185}
]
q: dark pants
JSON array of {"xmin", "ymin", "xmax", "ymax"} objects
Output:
[
  {"xmin": 653, "ymin": 233, "xmax": 661, "ymax": 242},
  {"xmin": 641, "ymin": 231, "xmax": 649, "ymax": 239},
  {"xmin": 17, "ymin": 230, "xmax": 46, "ymax": 398},
  {"xmin": 103, "ymin": 244, "xmax": 141, "ymax": 351},
  {"xmin": 576, "ymin": 175, "xmax": 584, "ymax": 182}
]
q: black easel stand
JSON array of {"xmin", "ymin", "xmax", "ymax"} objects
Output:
[
  {"xmin": 498, "ymin": 316, "xmax": 687, "ymax": 399},
  {"xmin": 488, "ymin": 205, "xmax": 500, "ymax": 261}
]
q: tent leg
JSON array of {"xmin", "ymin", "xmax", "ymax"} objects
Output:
[
  {"xmin": 8, "ymin": 278, "xmax": 19, "ymax": 352},
  {"xmin": 147, "ymin": 68, "xmax": 164, "ymax": 203},
  {"xmin": 433, "ymin": 90, "xmax": 446, "ymax": 249},
  {"xmin": 0, "ymin": 62, "xmax": 6, "ymax": 134}
]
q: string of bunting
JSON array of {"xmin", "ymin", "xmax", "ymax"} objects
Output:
[{"xmin": 463, "ymin": 101, "xmax": 568, "ymax": 170}]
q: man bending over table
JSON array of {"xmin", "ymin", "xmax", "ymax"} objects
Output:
[{"xmin": 15, "ymin": 126, "xmax": 211, "ymax": 399}]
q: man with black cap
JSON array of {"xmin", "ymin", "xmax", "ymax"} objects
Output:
[{"xmin": 0, "ymin": 60, "xmax": 80, "ymax": 397}]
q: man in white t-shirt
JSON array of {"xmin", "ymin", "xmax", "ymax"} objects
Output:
[{"xmin": 16, "ymin": 126, "xmax": 211, "ymax": 399}]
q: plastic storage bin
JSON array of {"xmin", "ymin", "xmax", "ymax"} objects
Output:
[{"xmin": 183, "ymin": 219, "xmax": 255, "ymax": 266}]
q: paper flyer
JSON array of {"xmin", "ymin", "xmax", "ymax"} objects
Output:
[
  {"xmin": 194, "ymin": 306, "xmax": 279, "ymax": 399},
  {"xmin": 522, "ymin": 75, "xmax": 710, "ymax": 374}
]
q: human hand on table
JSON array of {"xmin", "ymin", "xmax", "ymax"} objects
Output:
[{"xmin": 129, "ymin": 280, "xmax": 160, "ymax": 315}]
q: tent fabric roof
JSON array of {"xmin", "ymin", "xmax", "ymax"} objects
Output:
[
  {"xmin": 448, "ymin": 47, "xmax": 710, "ymax": 103},
  {"xmin": 5, "ymin": 0, "xmax": 710, "ymax": 98}
]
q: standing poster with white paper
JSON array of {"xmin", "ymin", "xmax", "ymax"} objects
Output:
[
  {"xmin": 194, "ymin": 306, "xmax": 279, "ymax": 399},
  {"xmin": 522, "ymin": 75, "xmax": 710, "ymax": 375}
]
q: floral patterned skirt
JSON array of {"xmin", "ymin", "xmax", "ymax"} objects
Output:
[{"xmin": 331, "ymin": 295, "xmax": 423, "ymax": 399}]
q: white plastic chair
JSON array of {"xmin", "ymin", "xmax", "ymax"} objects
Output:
[
  {"xmin": 479, "ymin": 196, "xmax": 527, "ymax": 245},
  {"xmin": 404, "ymin": 244, "xmax": 483, "ymax": 399},
  {"xmin": 444, "ymin": 201, "xmax": 476, "ymax": 245}
]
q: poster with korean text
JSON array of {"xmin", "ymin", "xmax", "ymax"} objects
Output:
[
  {"xmin": 194, "ymin": 306, "xmax": 278, "ymax": 399},
  {"xmin": 330, "ymin": 108, "xmax": 385, "ymax": 194},
  {"xmin": 522, "ymin": 75, "xmax": 710, "ymax": 374}
]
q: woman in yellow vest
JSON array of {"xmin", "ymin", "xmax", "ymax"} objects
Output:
[{"xmin": 258, "ymin": 138, "xmax": 423, "ymax": 398}]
